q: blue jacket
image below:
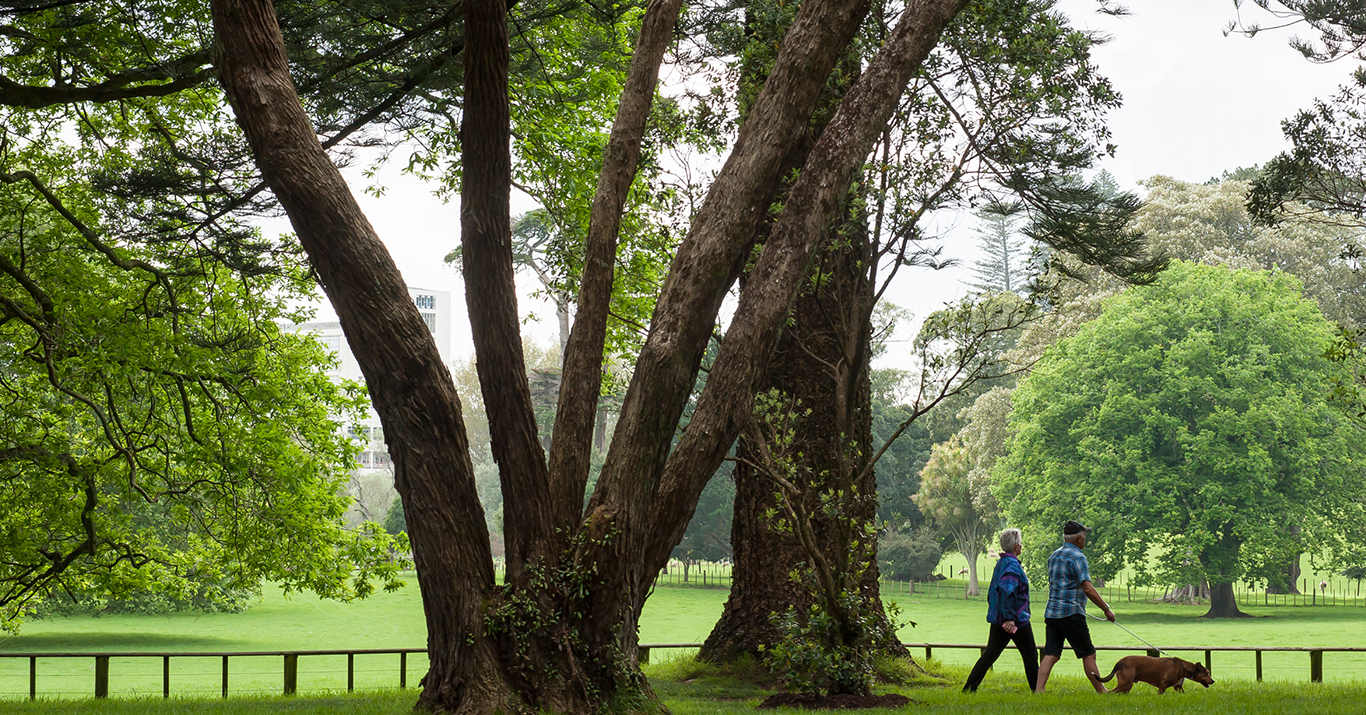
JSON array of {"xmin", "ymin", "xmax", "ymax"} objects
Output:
[{"xmin": 985, "ymin": 553, "xmax": 1031, "ymax": 625}]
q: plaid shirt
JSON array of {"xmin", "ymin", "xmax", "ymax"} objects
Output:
[{"xmin": 1044, "ymin": 542, "xmax": 1091, "ymax": 619}]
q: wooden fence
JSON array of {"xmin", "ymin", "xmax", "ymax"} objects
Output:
[
  {"xmin": 657, "ymin": 561, "xmax": 1366, "ymax": 608},
  {"xmin": 0, "ymin": 648, "xmax": 425, "ymax": 700},
  {"xmin": 2, "ymin": 642, "xmax": 1359, "ymax": 700}
]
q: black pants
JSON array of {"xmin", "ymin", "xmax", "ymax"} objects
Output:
[{"xmin": 962, "ymin": 621, "xmax": 1038, "ymax": 693}]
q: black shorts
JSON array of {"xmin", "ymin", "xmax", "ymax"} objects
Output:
[{"xmin": 1042, "ymin": 614, "xmax": 1095, "ymax": 658}]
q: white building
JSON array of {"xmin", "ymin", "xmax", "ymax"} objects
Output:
[{"xmin": 287, "ymin": 286, "xmax": 453, "ymax": 470}]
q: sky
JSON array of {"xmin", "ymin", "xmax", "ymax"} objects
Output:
[{"xmin": 292, "ymin": 0, "xmax": 1360, "ymax": 369}]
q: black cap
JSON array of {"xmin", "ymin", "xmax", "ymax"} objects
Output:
[{"xmin": 1063, "ymin": 520, "xmax": 1091, "ymax": 535}]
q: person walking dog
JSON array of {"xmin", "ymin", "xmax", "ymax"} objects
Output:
[
  {"xmin": 963, "ymin": 528, "xmax": 1038, "ymax": 693},
  {"xmin": 1034, "ymin": 520, "xmax": 1115, "ymax": 694}
]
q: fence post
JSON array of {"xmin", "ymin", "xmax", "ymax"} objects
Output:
[
  {"xmin": 163, "ymin": 655, "xmax": 170, "ymax": 698},
  {"xmin": 400, "ymin": 652, "xmax": 407, "ymax": 689},
  {"xmin": 639, "ymin": 647, "xmax": 650, "ymax": 664},
  {"xmin": 1310, "ymin": 650, "xmax": 1323, "ymax": 683},
  {"xmin": 1205, "ymin": 650, "xmax": 1212, "ymax": 674},
  {"xmin": 348, "ymin": 653, "xmax": 355, "ymax": 691},
  {"xmin": 29, "ymin": 656, "xmax": 35, "ymax": 701},
  {"xmin": 284, "ymin": 653, "xmax": 298, "ymax": 695},
  {"xmin": 1146, "ymin": 648, "xmax": 1160, "ymax": 658},
  {"xmin": 924, "ymin": 646, "xmax": 932, "ymax": 661},
  {"xmin": 222, "ymin": 655, "xmax": 229, "ymax": 698},
  {"xmin": 95, "ymin": 656, "xmax": 109, "ymax": 698},
  {"xmin": 1256, "ymin": 650, "xmax": 1263, "ymax": 682}
]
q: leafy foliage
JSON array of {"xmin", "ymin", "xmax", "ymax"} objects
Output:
[
  {"xmin": 0, "ymin": 141, "xmax": 407, "ymax": 631},
  {"xmin": 762, "ymin": 592, "xmax": 902, "ymax": 696},
  {"xmin": 998, "ymin": 262, "xmax": 1366, "ymax": 592},
  {"xmin": 0, "ymin": 0, "xmax": 426, "ymax": 627},
  {"xmin": 671, "ymin": 464, "xmax": 734, "ymax": 564},
  {"xmin": 913, "ymin": 437, "xmax": 996, "ymax": 595},
  {"xmin": 877, "ymin": 529, "xmax": 942, "ymax": 582}
]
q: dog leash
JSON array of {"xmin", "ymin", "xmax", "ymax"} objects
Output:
[{"xmin": 1085, "ymin": 612, "xmax": 1169, "ymax": 656}]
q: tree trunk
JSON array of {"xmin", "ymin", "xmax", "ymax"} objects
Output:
[
  {"xmin": 700, "ymin": 193, "xmax": 912, "ymax": 662},
  {"xmin": 1203, "ymin": 582, "xmax": 1251, "ymax": 618},
  {"xmin": 699, "ymin": 6, "xmax": 857, "ymax": 662},
  {"xmin": 964, "ymin": 550, "xmax": 979, "ymax": 597},
  {"xmin": 700, "ymin": 452, "xmax": 808, "ymax": 659},
  {"xmin": 212, "ymin": 0, "xmax": 967, "ymax": 708},
  {"xmin": 208, "ymin": 2, "xmax": 517, "ymax": 712},
  {"xmin": 699, "ymin": 0, "xmax": 970, "ymax": 666},
  {"xmin": 1269, "ymin": 553, "xmax": 1303, "ymax": 594}
]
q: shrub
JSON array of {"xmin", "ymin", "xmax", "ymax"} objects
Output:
[{"xmin": 879, "ymin": 528, "xmax": 942, "ymax": 582}]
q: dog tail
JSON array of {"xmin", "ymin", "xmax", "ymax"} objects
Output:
[{"xmin": 1095, "ymin": 664, "xmax": 1120, "ymax": 684}]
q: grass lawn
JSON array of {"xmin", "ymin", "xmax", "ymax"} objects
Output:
[
  {"xmin": 2, "ymin": 675, "xmax": 1365, "ymax": 714},
  {"xmin": 3, "ymin": 575, "xmax": 1366, "ymax": 701}
]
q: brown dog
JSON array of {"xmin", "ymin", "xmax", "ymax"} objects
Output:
[{"xmin": 1096, "ymin": 655, "xmax": 1215, "ymax": 694}]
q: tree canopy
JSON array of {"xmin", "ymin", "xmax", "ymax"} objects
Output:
[
  {"xmin": 0, "ymin": 140, "xmax": 403, "ymax": 631},
  {"xmin": 997, "ymin": 261, "xmax": 1366, "ymax": 617}
]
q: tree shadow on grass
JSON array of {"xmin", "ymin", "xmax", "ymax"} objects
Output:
[{"xmin": 1116, "ymin": 608, "xmax": 1346, "ymax": 625}]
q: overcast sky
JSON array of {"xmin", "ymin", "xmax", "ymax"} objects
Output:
[{"xmin": 301, "ymin": 1, "xmax": 1360, "ymax": 368}]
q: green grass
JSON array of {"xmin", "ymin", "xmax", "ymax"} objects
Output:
[
  {"xmin": 3, "ymin": 674, "xmax": 1365, "ymax": 714},
  {"xmin": 5, "ymin": 573, "xmax": 1366, "ymax": 701}
]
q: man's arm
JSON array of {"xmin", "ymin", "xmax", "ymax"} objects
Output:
[{"xmin": 1081, "ymin": 581, "xmax": 1115, "ymax": 621}]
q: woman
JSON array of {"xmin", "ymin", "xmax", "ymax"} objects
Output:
[{"xmin": 962, "ymin": 528, "xmax": 1038, "ymax": 693}]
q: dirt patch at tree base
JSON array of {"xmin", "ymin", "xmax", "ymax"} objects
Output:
[{"xmin": 757, "ymin": 693, "xmax": 915, "ymax": 709}]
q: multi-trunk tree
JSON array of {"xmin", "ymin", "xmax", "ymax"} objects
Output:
[
  {"xmin": 212, "ymin": 0, "xmax": 979, "ymax": 709},
  {"xmin": 8, "ymin": 0, "xmax": 1161, "ymax": 711}
]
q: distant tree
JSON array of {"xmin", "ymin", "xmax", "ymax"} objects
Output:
[
  {"xmin": 997, "ymin": 262, "xmax": 1366, "ymax": 618},
  {"xmin": 914, "ymin": 437, "xmax": 996, "ymax": 596},
  {"xmin": 968, "ymin": 201, "xmax": 1032, "ymax": 294},
  {"xmin": 956, "ymin": 386, "xmax": 1013, "ymax": 509},
  {"xmin": 878, "ymin": 529, "xmax": 943, "ymax": 583},
  {"xmin": 383, "ymin": 499, "xmax": 407, "ymax": 536},
  {"xmin": 871, "ymin": 386, "xmax": 933, "ymax": 532},
  {"xmin": 671, "ymin": 466, "xmax": 734, "ymax": 579},
  {"xmin": 1138, "ymin": 175, "xmax": 1366, "ymax": 328}
]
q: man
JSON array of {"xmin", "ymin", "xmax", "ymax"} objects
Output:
[
  {"xmin": 1034, "ymin": 520, "xmax": 1114, "ymax": 694},
  {"xmin": 962, "ymin": 528, "xmax": 1037, "ymax": 693}
]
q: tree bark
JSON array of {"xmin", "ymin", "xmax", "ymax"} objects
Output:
[
  {"xmin": 460, "ymin": 0, "xmax": 555, "ymax": 587},
  {"xmin": 208, "ymin": 1, "xmax": 514, "ymax": 712},
  {"xmin": 578, "ymin": 0, "xmax": 880, "ymax": 665},
  {"xmin": 1203, "ymin": 582, "xmax": 1251, "ymax": 618},
  {"xmin": 700, "ymin": 234, "xmax": 867, "ymax": 660},
  {"xmin": 212, "ymin": 0, "xmax": 968, "ymax": 708},
  {"xmin": 693, "ymin": 0, "xmax": 972, "ymax": 664},
  {"xmin": 547, "ymin": 0, "xmax": 688, "ymax": 536},
  {"xmin": 640, "ymin": 0, "xmax": 970, "ymax": 595}
]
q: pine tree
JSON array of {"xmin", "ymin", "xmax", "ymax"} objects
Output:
[{"xmin": 968, "ymin": 201, "xmax": 1030, "ymax": 294}]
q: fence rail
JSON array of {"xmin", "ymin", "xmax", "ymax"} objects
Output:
[
  {"xmin": 2, "ymin": 641, "xmax": 1357, "ymax": 700},
  {"xmin": 0, "ymin": 648, "xmax": 426, "ymax": 700}
]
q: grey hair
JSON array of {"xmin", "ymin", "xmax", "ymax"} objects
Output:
[{"xmin": 999, "ymin": 528, "xmax": 1022, "ymax": 553}]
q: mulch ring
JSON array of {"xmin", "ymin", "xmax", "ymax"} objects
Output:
[{"xmin": 757, "ymin": 693, "xmax": 916, "ymax": 709}]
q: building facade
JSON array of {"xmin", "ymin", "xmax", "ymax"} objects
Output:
[{"xmin": 287, "ymin": 286, "xmax": 453, "ymax": 470}]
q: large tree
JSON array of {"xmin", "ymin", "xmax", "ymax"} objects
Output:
[
  {"xmin": 968, "ymin": 201, "xmax": 1033, "ymax": 294},
  {"xmin": 0, "ymin": 2, "xmax": 419, "ymax": 626},
  {"xmin": 210, "ymin": 0, "xmax": 981, "ymax": 709},
  {"xmin": 7, "ymin": 0, "xmax": 1160, "ymax": 712},
  {"xmin": 997, "ymin": 261, "xmax": 1366, "ymax": 618},
  {"xmin": 700, "ymin": 0, "xmax": 1156, "ymax": 664}
]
